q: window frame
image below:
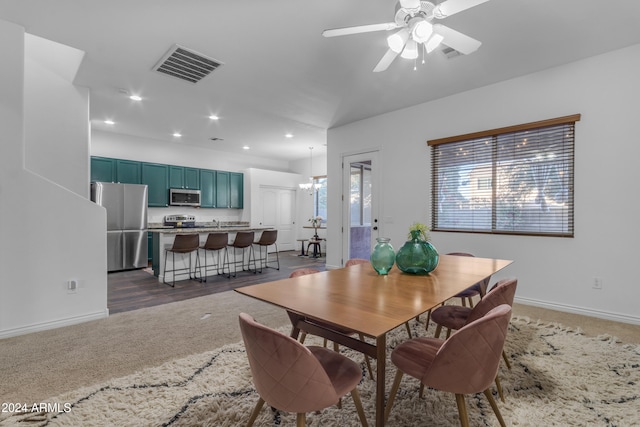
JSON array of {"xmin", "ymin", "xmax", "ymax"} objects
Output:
[{"xmin": 428, "ymin": 114, "xmax": 580, "ymax": 237}]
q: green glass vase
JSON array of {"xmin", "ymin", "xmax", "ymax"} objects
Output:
[
  {"xmin": 395, "ymin": 230, "xmax": 439, "ymax": 275},
  {"xmin": 370, "ymin": 237, "xmax": 395, "ymax": 275}
]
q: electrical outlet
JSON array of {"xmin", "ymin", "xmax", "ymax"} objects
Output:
[
  {"xmin": 592, "ymin": 277, "xmax": 602, "ymax": 290},
  {"xmin": 67, "ymin": 279, "xmax": 78, "ymax": 294}
]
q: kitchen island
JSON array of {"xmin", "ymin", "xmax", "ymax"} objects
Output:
[{"xmin": 148, "ymin": 225, "xmax": 273, "ymax": 283}]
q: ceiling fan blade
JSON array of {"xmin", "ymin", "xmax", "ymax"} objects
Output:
[
  {"xmin": 322, "ymin": 22, "xmax": 399, "ymax": 38},
  {"xmin": 434, "ymin": 0, "xmax": 490, "ymax": 18},
  {"xmin": 373, "ymin": 49, "xmax": 399, "ymax": 73},
  {"xmin": 433, "ymin": 24, "xmax": 482, "ymax": 55}
]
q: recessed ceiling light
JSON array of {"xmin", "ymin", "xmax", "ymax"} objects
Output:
[
  {"xmin": 242, "ymin": 146, "xmax": 250, "ymax": 150},
  {"xmin": 104, "ymin": 120, "xmax": 115, "ymax": 125},
  {"xmin": 129, "ymin": 95, "xmax": 142, "ymax": 101},
  {"xmin": 173, "ymin": 132, "xmax": 182, "ymax": 137},
  {"xmin": 285, "ymin": 133, "xmax": 293, "ymax": 138},
  {"xmin": 209, "ymin": 114, "xmax": 220, "ymax": 120}
]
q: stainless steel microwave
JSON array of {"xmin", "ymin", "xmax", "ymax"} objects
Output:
[{"xmin": 169, "ymin": 188, "xmax": 201, "ymax": 206}]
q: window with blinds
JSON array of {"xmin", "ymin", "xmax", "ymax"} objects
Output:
[{"xmin": 429, "ymin": 114, "xmax": 580, "ymax": 237}]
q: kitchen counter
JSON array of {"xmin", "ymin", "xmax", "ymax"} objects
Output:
[
  {"xmin": 148, "ymin": 226, "xmax": 274, "ymax": 282},
  {"xmin": 148, "ymin": 226, "xmax": 273, "ymax": 234}
]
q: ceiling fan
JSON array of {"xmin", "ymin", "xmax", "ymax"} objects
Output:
[{"xmin": 322, "ymin": 0, "xmax": 489, "ymax": 72}]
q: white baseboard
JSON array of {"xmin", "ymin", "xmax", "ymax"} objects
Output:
[
  {"xmin": 0, "ymin": 309, "xmax": 110, "ymax": 339},
  {"xmin": 515, "ymin": 296, "xmax": 640, "ymax": 326}
]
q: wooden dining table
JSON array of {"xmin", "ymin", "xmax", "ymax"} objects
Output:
[{"xmin": 235, "ymin": 254, "xmax": 513, "ymax": 426}]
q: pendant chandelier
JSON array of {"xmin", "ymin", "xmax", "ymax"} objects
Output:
[{"xmin": 299, "ymin": 146, "xmax": 321, "ymax": 195}]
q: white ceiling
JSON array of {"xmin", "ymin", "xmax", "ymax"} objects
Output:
[{"xmin": 3, "ymin": 0, "xmax": 640, "ymax": 162}]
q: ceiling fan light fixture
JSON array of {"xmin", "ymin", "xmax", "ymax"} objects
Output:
[
  {"xmin": 425, "ymin": 32, "xmax": 444, "ymax": 53},
  {"xmin": 412, "ymin": 20, "xmax": 433, "ymax": 43},
  {"xmin": 387, "ymin": 28, "xmax": 410, "ymax": 53},
  {"xmin": 401, "ymin": 39, "xmax": 419, "ymax": 59}
]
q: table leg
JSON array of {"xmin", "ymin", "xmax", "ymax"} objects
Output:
[{"xmin": 376, "ymin": 334, "xmax": 386, "ymax": 426}]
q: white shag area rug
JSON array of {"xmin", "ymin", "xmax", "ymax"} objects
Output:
[{"xmin": 1, "ymin": 316, "xmax": 639, "ymax": 427}]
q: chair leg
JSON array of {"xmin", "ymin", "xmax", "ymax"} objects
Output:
[
  {"xmin": 351, "ymin": 388, "xmax": 369, "ymax": 427},
  {"xmin": 299, "ymin": 331, "xmax": 307, "ymax": 344},
  {"xmin": 495, "ymin": 375, "xmax": 505, "ymax": 403},
  {"xmin": 502, "ymin": 350, "xmax": 512, "ymax": 370},
  {"xmin": 419, "ymin": 383, "xmax": 424, "ymax": 398},
  {"xmin": 434, "ymin": 324, "xmax": 442, "ymax": 338},
  {"xmin": 358, "ymin": 333, "xmax": 374, "ymax": 380},
  {"xmin": 483, "ymin": 389, "xmax": 507, "ymax": 427},
  {"xmin": 404, "ymin": 321, "xmax": 412, "ymax": 339},
  {"xmin": 424, "ymin": 309, "xmax": 432, "ymax": 331},
  {"xmin": 296, "ymin": 413, "xmax": 306, "ymax": 427},
  {"xmin": 246, "ymin": 397, "xmax": 264, "ymax": 427},
  {"xmin": 384, "ymin": 369, "xmax": 404, "ymax": 423},
  {"xmin": 455, "ymin": 394, "xmax": 470, "ymax": 427}
]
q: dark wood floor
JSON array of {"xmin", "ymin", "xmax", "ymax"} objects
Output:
[{"xmin": 108, "ymin": 251, "xmax": 326, "ymax": 314}]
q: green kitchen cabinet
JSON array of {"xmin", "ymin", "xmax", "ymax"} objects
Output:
[
  {"xmin": 169, "ymin": 166, "xmax": 185, "ymax": 189},
  {"xmin": 141, "ymin": 162, "xmax": 169, "ymax": 207},
  {"xmin": 90, "ymin": 157, "xmax": 116, "ymax": 182},
  {"xmin": 169, "ymin": 166, "xmax": 200, "ymax": 189},
  {"xmin": 215, "ymin": 171, "xmax": 244, "ymax": 209},
  {"xmin": 229, "ymin": 172, "xmax": 243, "ymax": 208},
  {"xmin": 116, "ymin": 159, "xmax": 142, "ymax": 184},
  {"xmin": 200, "ymin": 169, "xmax": 216, "ymax": 208},
  {"xmin": 184, "ymin": 167, "xmax": 200, "ymax": 189},
  {"xmin": 215, "ymin": 171, "xmax": 230, "ymax": 208}
]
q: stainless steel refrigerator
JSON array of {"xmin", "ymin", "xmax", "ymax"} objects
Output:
[{"xmin": 91, "ymin": 182, "xmax": 148, "ymax": 272}]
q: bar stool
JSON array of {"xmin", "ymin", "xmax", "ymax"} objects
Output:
[
  {"xmin": 224, "ymin": 231, "xmax": 257, "ymax": 278},
  {"xmin": 163, "ymin": 234, "xmax": 200, "ymax": 287},
  {"xmin": 195, "ymin": 232, "xmax": 228, "ymax": 282},
  {"xmin": 253, "ymin": 229, "xmax": 279, "ymax": 273}
]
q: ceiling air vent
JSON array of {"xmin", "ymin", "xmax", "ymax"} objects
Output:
[
  {"xmin": 153, "ymin": 44, "xmax": 223, "ymax": 84},
  {"xmin": 441, "ymin": 46, "xmax": 462, "ymax": 59}
]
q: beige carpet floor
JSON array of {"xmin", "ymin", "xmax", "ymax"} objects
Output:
[
  {"xmin": 1, "ymin": 315, "xmax": 639, "ymax": 426},
  {"xmin": 1, "ymin": 288, "xmax": 638, "ymax": 407}
]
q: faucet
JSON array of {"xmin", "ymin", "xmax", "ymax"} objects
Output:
[{"xmin": 212, "ymin": 218, "xmax": 219, "ymax": 229}]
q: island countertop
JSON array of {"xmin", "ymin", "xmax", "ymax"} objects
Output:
[{"xmin": 148, "ymin": 226, "xmax": 273, "ymax": 234}]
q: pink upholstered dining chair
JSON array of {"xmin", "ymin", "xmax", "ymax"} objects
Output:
[
  {"xmin": 430, "ymin": 278, "xmax": 518, "ymax": 401},
  {"xmin": 289, "ymin": 267, "xmax": 321, "ymax": 277},
  {"xmin": 447, "ymin": 252, "xmax": 492, "ymax": 307},
  {"xmin": 344, "ymin": 258, "xmax": 369, "ymax": 267},
  {"xmin": 384, "ymin": 304, "xmax": 512, "ymax": 427},
  {"xmin": 288, "ymin": 268, "xmax": 374, "ymax": 379},
  {"xmin": 421, "ymin": 253, "xmax": 491, "ymax": 332},
  {"xmin": 239, "ymin": 313, "xmax": 369, "ymax": 427}
]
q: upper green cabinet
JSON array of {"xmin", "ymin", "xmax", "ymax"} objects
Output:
[
  {"xmin": 90, "ymin": 157, "xmax": 116, "ymax": 183},
  {"xmin": 116, "ymin": 159, "xmax": 142, "ymax": 184},
  {"xmin": 229, "ymin": 172, "xmax": 243, "ymax": 209},
  {"xmin": 200, "ymin": 169, "xmax": 216, "ymax": 208},
  {"xmin": 216, "ymin": 171, "xmax": 230, "ymax": 208},
  {"xmin": 141, "ymin": 162, "xmax": 169, "ymax": 207},
  {"xmin": 90, "ymin": 156, "xmax": 242, "ymax": 209},
  {"xmin": 169, "ymin": 166, "xmax": 200, "ymax": 189},
  {"xmin": 216, "ymin": 171, "xmax": 244, "ymax": 208}
]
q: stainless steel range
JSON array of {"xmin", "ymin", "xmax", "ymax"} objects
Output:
[{"xmin": 163, "ymin": 214, "xmax": 196, "ymax": 228}]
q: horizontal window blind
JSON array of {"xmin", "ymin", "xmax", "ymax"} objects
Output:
[{"xmin": 429, "ymin": 115, "xmax": 579, "ymax": 237}]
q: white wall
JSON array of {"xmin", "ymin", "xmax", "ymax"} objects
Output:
[
  {"xmin": 0, "ymin": 22, "xmax": 107, "ymax": 338},
  {"xmin": 326, "ymin": 43, "xmax": 640, "ymax": 324}
]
